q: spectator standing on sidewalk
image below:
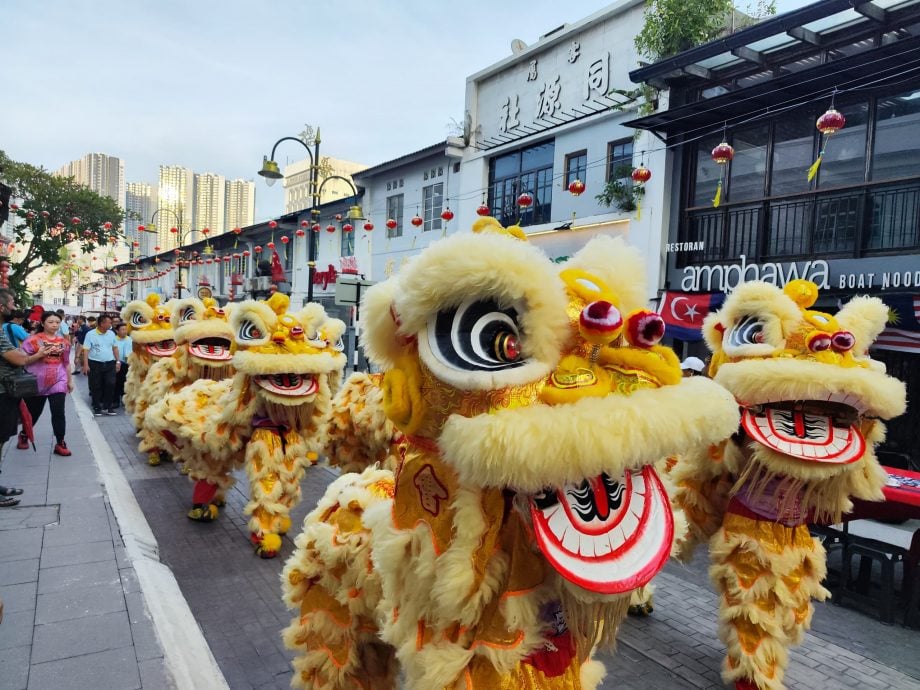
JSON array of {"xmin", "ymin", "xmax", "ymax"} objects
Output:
[
  {"xmin": 73, "ymin": 316, "xmax": 94, "ymax": 375},
  {"xmin": 113, "ymin": 322, "xmax": 132, "ymax": 408},
  {"xmin": 19, "ymin": 312, "xmax": 73, "ymax": 456},
  {"xmin": 3, "ymin": 310, "xmax": 28, "ymax": 348},
  {"xmin": 82, "ymin": 315, "xmax": 120, "ymax": 416},
  {"xmin": 0, "ymin": 289, "xmax": 55, "ymax": 505},
  {"xmin": 56, "ymin": 310, "xmax": 70, "ymax": 340}
]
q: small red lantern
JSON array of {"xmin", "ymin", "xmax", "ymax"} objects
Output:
[
  {"xmin": 132, "ymin": 241, "xmax": 139, "ymax": 247},
  {"xmin": 410, "ymin": 215, "xmax": 423, "ymax": 227},
  {"xmin": 170, "ymin": 226, "xmax": 178, "ymax": 234},
  {"xmin": 205, "ymin": 259, "xmax": 213, "ymax": 264},
  {"xmin": 267, "ymin": 241, "xmax": 275, "ymax": 250},
  {"xmin": 311, "ymin": 223, "xmax": 321, "ymax": 232},
  {"xmin": 386, "ymin": 218, "xmax": 397, "ymax": 230},
  {"xmin": 233, "ymin": 253, "xmax": 241, "ymax": 259},
  {"xmin": 476, "ymin": 204, "xmax": 491, "ymax": 216},
  {"xmin": 254, "ymin": 245, "xmax": 262, "ymax": 253},
  {"xmin": 154, "ymin": 246, "xmax": 161, "ymax": 252},
  {"xmin": 280, "ymin": 235, "xmax": 290, "ymax": 244},
  {"xmin": 268, "ymin": 220, "xmax": 278, "ymax": 229},
  {"xmin": 138, "ymin": 225, "xmax": 145, "ymax": 232},
  {"xmin": 26, "ymin": 212, "xmax": 35, "ymax": 220},
  {"xmin": 233, "ymin": 227, "xmax": 242, "ymax": 235},
  {"xmin": 326, "ymin": 224, "xmax": 336, "ymax": 233},
  {"xmin": 440, "ymin": 208, "xmax": 454, "ymax": 222},
  {"xmin": 103, "ymin": 221, "xmax": 112, "ymax": 230},
  {"xmin": 363, "ymin": 221, "xmax": 374, "ymax": 232},
  {"xmin": 516, "ymin": 192, "xmax": 534, "ymax": 208},
  {"xmin": 567, "ymin": 179, "xmax": 586, "ymax": 196},
  {"xmin": 300, "ymin": 220, "xmax": 309, "ymax": 228},
  {"xmin": 41, "ymin": 210, "xmax": 50, "ymax": 218},
  {"xmin": 71, "ymin": 217, "xmax": 81, "ymax": 225},
  {"xmin": 295, "ymin": 229, "xmax": 305, "ymax": 237},
  {"xmin": 631, "ymin": 166, "xmax": 652, "ymax": 184},
  {"xmin": 202, "ymin": 227, "xmax": 210, "ymax": 235},
  {"xmin": 342, "ymin": 223, "xmax": 353, "ymax": 233},
  {"xmin": 223, "ymin": 256, "xmax": 231, "ymax": 263},
  {"xmin": 335, "ymin": 214, "xmax": 343, "ymax": 222},
  {"xmin": 816, "ymin": 108, "xmax": 845, "ymax": 135},
  {"xmin": 243, "ymin": 250, "xmax": 251, "ymax": 257},
  {"xmin": 9, "ymin": 204, "xmax": 18, "ymax": 211},
  {"xmin": 711, "ymin": 142, "xmax": 735, "ymax": 165}
]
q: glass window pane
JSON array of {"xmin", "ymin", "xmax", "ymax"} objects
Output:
[
  {"xmin": 693, "ymin": 134, "xmax": 723, "ymax": 207},
  {"xmin": 493, "ymin": 152, "xmax": 520, "ymax": 179},
  {"xmin": 770, "ymin": 111, "xmax": 816, "ymax": 196},
  {"xmin": 818, "ymin": 101, "xmax": 868, "ymax": 187},
  {"xmin": 873, "ymin": 89, "xmax": 920, "ymax": 181},
  {"xmin": 728, "ymin": 124, "xmax": 768, "ymax": 202},
  {"xmin": 522, "ymin": 141, "xmax": 554, "ymax": 171}
]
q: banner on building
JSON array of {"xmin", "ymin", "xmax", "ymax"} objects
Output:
[
  {"xmin": 658, "ymin": 291, "xmax": 725, "ymax": 341},
  {"xmin": 874, "ymin": 294, "xmax": 920, "ymax": 354}
]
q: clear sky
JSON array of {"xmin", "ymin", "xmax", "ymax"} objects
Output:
[{"xmin": 3, "ymin": 0, "xmax": 807, "ymax": 222}]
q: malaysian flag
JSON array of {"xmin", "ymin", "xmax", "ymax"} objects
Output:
[{"xmin": 873, "ymin": 294, "xmax": 920, "ymax": 354}]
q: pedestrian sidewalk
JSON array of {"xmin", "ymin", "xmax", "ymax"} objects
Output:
[{"xmin": 0, "ymin": 391, "xmax": 226, "ymax": 690}]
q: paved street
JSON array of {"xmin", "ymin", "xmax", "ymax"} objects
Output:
[{"xmin": 1, "ymin": 376, "xmax": 919, "ymax": 689}]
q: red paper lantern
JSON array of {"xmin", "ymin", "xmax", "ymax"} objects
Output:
[
  {"xmin": 233, "ymin": 253, "xmax": 241, "ymax": 259},
  {"xmin": 385, "ymin": 218, "xmax": 397, "ymax": 230},
  {"xmin": 254, "ymin": 245, "xmax": 263, "ymax": 253},
  {"xmin": 267, "ymin": 241, "xmax": 275, "ymax": 249},
  {"xmin": 41, "ymin": 210, "xmax": 50, "ymax": 218},
  {"xmin": 567, "ymin": 179, "xmax": 586, "ymax": 196},
  {"xmin": 243, "ymin": 250, "xmax": 251, "ymax": 257},
  {"xmin": 326, "ymin": 225, "xmax": 336, "ymax": 233},
  {"xmin": 816, "ymin": 108, "xmax": 846, "ymax": 135},
  {"xmin": 202, "ymin": 227, "xmax": 210, "ymax": 235},
  {"xmin": 103, "ymin": 221, "xmax": 112, "ymax": 230},
  {"xmin": 132, "ymin": 241, "xmax": 139, "ymax": 247},
  {"xmin": 280, "ymin": 235, "xmax": 290, "ymax": 244},
  {"xmin": 516, "ymin": 192, "xmax": 533, "ymax": 208},
  {"xmin": 223, "ymin": 256, "xmax": 231, "ymax": 263},
  {"xmin": 342, "ymin": 223, "xmax": 353, "ymax": 233},
  {"xmin": 631, "ymin": 166, "xmax": 652, "ymax": 184},
  {"xmin": 295, "ymin": 229, "xmax": 305, "ymax": 237},
  {"xmin": 312, "ymin": 223, "xmax": 321, "ymax": 233},
  {"xmin": 335, "ymin": 214, "xmax": 343, "ymax": 222},
  {"xmin": 138, "ymin": 225, "xmax": 145, "ymax": 232},
  {"xmin": 26, "ymin": 211, "xmax": 35, "ymax": 220},
  {"xmin": 410, "ymin": 215, "xmax": 423, "ymax": 227},
  {"xmin": 9, "ymin": 204, "xmax": 18, "ymax": 211},
  {"xmin": 268, "ymin": 220, "xmax": 278, "ymax": 229},
  {"xmin": 71, "ymin": 217, "xmax": 81, "ymax": 225},
  {"xmin": 300, "ymin": 220, "xmax": 309, "ymax": 228},
  {"xmin": 205, "ymin": 259, "xmax": 213, "ymax": 264},
  {"xmin": 233, "ymin": 227, "xmax": 242, "ymax": 235},
  {"xmin": 154, "ymin": 246, "xmax": 161, "ymax": 252},
  {"xmin": 170, "ymin": 226, "xmax": 178, "ymax": 234},
  {"xmin": 476, "ymin": 204, "xmax": 491, "ymax": 216},
  {"xmin": 440, "ymin": 208, "xmax": 454, "ymax": 222},
  {"xmin": 711, "ymin": 142, "xmax": 735, "ymax": 165},
  {"xmin": 363, "ymin": 221, "xmax": 374, "ymax": 232}
]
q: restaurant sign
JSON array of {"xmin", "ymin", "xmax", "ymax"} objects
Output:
[{"xmin": 678, "ymin": 254, "xmax": 920, "ymax": 293}]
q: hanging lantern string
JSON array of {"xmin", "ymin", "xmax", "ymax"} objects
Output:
[{"xmin": 808, "ymin": 87, "xmax": 845, "ymax": 182}]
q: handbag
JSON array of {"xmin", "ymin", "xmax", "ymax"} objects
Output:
[{"xmin": 4, "ymin": 371, "xmax": 39, "ymax": 398}]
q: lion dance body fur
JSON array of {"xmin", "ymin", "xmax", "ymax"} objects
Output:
[
  {"xmin": 121, "ymin": 294, "xmax": 177, "ymax": 427},
  {"xmin": 671, "ymin": 279, "xmax": 907, "ymax": 690},
  {"xmin": 281, "ymin": 219, "xmax": 740, "ymax": 689},
  {"xmin": 147, "ymin": 293, "xmax": 346, "ymax": 557}
]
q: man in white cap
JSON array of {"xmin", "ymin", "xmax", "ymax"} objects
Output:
[{"xmin": 680, "ymin": 356, "xmax": 706, "ymax": 377}]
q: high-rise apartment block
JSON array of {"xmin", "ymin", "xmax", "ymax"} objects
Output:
[
  {"xmin": 157, "ymin": 165, "xmax": 195, "ymax": 250},
  {"xmin": 193, "ymin": 173, "xmax": 226, "ymax": 238},
  {"xmin": 283, "ymin": 157, "xmax": 367, "ymax": 213},
  {"xmin": 225, "ymin": 179, "xmax": 255, "ymax": 231},
  {"xmin": 125, "ymin": 183, "xmax": 156, "ymax": 257},
  {"xmin": 55, "ymin": 153, "xmax": 126, "ymax": 208}
]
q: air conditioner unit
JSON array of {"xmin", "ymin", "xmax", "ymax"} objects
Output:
[{"xmin": 246, "ymin": 276, "xmax": 272, "ymax": 292}]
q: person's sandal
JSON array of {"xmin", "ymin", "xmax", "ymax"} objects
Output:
[{"xmin": 0, "ymin": 496, "xmax": 20, "ymax": 507}]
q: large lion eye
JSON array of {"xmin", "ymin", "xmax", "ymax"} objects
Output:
[
  {"xmin": 237, "ymin": 318, "xmax": 266, "ymax": 343},
  {"xmin": 427, "ymin": 298, "xmax": 526, "ymax": 372},
  {"xmin": 130, "ymin": 312, "xmax": 148, "ymax": 328},
  {"xmin": 726, "ymin": 314, "xmax": 766, "ymax": 347},
  {"xmin": 180, "ymin": 306, "xmax": 197, "ymax": 324}
]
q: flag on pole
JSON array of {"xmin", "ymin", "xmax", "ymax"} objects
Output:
[
  {"xmin": 874, "ymin": 294, "xmax": 920, "ymax": 354},
  {"xmin": 658, "ymin": 291, "xmax": 725, "ymax": 341}
]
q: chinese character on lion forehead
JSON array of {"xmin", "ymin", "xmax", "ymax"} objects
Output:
[
  {"xmin": 281, "ymin": 218, "xmax": 739, "ymax": 689},
  {"xmin": 670, "ymin": 279, "xmax": 907, "ymax": 690}
]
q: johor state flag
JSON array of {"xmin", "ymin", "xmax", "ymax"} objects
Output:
[
  {"xmin": 874, "ymin": 294, "xmax": 920, "ymax": 353},
  {"xmin": 659, "ymin": 291, "xmax": 725, "ymax": 341}
]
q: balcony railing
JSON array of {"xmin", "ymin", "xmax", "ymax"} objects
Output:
[{"xmin": 679, "ymin": 180, "xmax": 920, "ymax": 266}]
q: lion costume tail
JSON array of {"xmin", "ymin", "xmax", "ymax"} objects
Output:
[
  {"xmin": 710, "ymin": 511, "xmax": 828, "ymax": 690},
  {"xmin": 281, "ymin": 468, "xmax": 397, "ymax": 690}
]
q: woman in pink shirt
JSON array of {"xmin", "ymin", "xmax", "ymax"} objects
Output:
[{"xmin": 20, "ymin": 312, "xmax": 73, "ymax": 456}]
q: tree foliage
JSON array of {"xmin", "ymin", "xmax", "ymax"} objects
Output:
[
  {"xmin": 634, "ymin": 0, "xmax": 734, "ymax": 61},
  {"xmin": 0, "ymin": 150, "xmax": 124, "ymax": 299}
]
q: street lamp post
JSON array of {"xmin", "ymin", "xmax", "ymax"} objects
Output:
[
  {"xmin": 139, "ymin": 208, "xmax": 194, "ymax": 298},
  {"xmin": 258, "ymin": 132, "xmax": 322, "ymax": 301}
]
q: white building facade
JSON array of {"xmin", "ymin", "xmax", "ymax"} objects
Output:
[
  {"xmin": 55, "ymin": 152, "xmax": 126, "ymax": 209},
  {"xmin": 156, "ymin": 165, "xmax": 195, "ymax": 250},
  {"xmin": 125, "ymin": 182, "xmax": 156, "ymax": 257},
  {"xmin": 193, "ymin": 172, "xmax": 226, "ymax": 237},
  {"xmin": 225, "ymin": 179, "xmax": 256, "ymax": 233},
  {"xmin": 283, "ymin": 157, "xmax": 368, "ymax": 214}
]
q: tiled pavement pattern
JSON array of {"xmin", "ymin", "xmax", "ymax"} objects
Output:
[
  {"xmin": 0, "ymin": 395, "xmax": 172, "ymax": 690},
  {"xmin": 2, "ymin": 376, "xmax": 919, "ymax": 689}
]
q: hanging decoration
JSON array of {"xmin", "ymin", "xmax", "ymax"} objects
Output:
[
  {"xmin": 312, "ymin": 223, "xmax": 321, "ymax": 233},
  {"xmin": 631, "ymin": 163, "xmax": 652, "ymax": 220},
  {"xmin": 363, "ymin": 221, "xmax": 374, "ymax": 232},
  {"xmin": 808, "ymin": 99, "xmax": 846, "ymax": 183},
  {"xmin": 476, "ymin": 204, "xmax": 490, "ymax": 216},
  {"xmin": 516, "ymin": 192, "xmax": 534, "ymax": 209},
  {"xmin": 232, "ymin": 226, "xmax": 242, "ymax": 248},
  {"xmin": 711, "ymin": 140, "xmax": 734, "ymax": 208},
  {"xmin": 385, "ymin": 218, "xmax": 397, "ymax": 230},
  {"xmin": 567, "ymin": 179, "xmax": 585, "ymax": 196},
  {"xmin": 280, "ymin": 235, "xmax": 290, "ymax": 260}
]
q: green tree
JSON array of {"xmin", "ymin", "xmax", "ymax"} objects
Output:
[
  {"xmin": 0, "ymin": 150, "xmax": 124, "ymax": 300},
  {"xmin": 634, "ymin": 0, "xmax": 734, "ymax": 61}
]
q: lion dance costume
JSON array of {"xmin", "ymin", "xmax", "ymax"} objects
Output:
[
  {"xmin": 121, "ymin": 294, "xmax": 177, "ymax": 435},
  {"xmin": 148, "ymin": 294, "xmax": 346, "ymax": 557},
  {"xmin": 671, "ymin": 280, "xmax": 907, "ymax": 690},
  {"xmin": 281, "ymin": 218, "xmax": 739, "ymax": 689}
]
